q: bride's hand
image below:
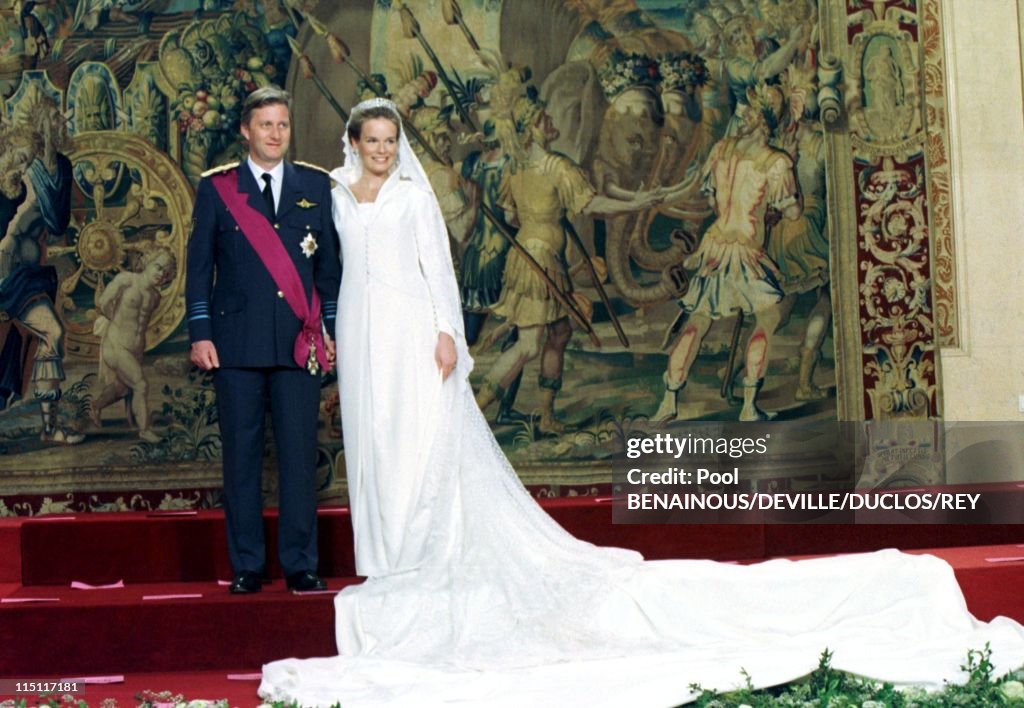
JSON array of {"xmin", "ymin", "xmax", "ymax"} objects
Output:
[{"xmin": 435, "ymin": 333, "xmax": 457, "ymax": 381}]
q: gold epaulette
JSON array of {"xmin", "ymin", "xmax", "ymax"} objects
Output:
[
  {"xmin": 294, "ymin": 160, "xmax": 330, "ymax": 175},
  {"xmin": 201, "ymin": 161, "xmax": 239, "ymax": 177}
]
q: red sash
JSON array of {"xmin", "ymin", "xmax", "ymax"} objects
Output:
[{"xmin": 211, "ymin": 170, "xmax": 329, "ymax": 374}]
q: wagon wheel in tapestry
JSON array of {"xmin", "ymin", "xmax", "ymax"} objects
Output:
[{"xmin": 47, "ymin": 131, "xmax": 194, "ymax": 358}]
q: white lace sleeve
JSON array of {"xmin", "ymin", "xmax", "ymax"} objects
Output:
[{"xmin": 412, "ymin": 185, "xmax": 474, "ymax": 376}]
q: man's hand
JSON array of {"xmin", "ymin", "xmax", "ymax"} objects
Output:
[
  {"xmin": 324, "ymin": 333, "xmax": 337, "ymax": 370},
  {"xmin": 191, "ymin": 340, "xmax": 220, "ymax": 370}
]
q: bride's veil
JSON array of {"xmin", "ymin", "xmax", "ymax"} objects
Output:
[{"xmin": 338, "ymin": 97, "xmax": 437, "ymax": 201}]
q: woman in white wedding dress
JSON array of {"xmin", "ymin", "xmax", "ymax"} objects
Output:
[{"xmin": 258, "ymin": 98, "xmax": 1024, "ymax": 708}]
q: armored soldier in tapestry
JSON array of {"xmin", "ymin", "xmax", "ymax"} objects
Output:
[
  {"xmin": 0, "ymin": 95, "xmax": 79, "ymax": 444},
  {"xmin": 0, "ymin": 0, "xmax": 954, "ymax": 516}
]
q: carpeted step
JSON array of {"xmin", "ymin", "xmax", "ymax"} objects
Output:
[
  {"xmin": 0, "ymin": 578, "xmax": 358, "ymax": 676},
  {"xmin": 906, "ymin": 544, "xmax": 1024, "ymax": 623},
  {"xmin": 18, "ymin": 508, "xmax": 355, "ymax": 586},
  {"xmin": 18, "ymin": 501, "xmax": 768, "ymax": 586},
  {"xmin": 18, "ymin": 496, "xmax": 1024, "ymax": 586},
  {"xmin": 763, "ymin": 523, "xmax": 1024, "ymax": 557}
]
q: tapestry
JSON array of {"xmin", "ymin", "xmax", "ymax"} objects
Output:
[{"xmin": 0, "ymin": 0, "xmax": 951, "ymax": 515}]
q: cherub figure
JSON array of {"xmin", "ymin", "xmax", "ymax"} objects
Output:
[{"xmin": 91, "ymin": 245, "xmax": 176, "ymax": 441}]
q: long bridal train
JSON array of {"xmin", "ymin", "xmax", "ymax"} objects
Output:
[{"xmin": 259, "ymin": 373, "xmax": 1024, "ymax": 707}]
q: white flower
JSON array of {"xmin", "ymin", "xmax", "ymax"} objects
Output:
[
  {"xmin": 1002, "ymin": 680, "xmax": 1024, "ymax": 700},
  {"xmin": 300, "ymin": 232, "xmax": 318, "ymax": 258}
]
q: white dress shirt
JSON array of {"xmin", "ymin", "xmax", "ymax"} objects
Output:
[{"xmin": 247, "ymin": 157, "xmax": 284, "ymax": 212}]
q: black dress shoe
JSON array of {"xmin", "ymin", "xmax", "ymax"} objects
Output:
[
  {"xmin": 286, "ymin": 570, "xmax": 327, "ymax": 592},
  {"xmin": 229, "ymin": 570, "xmax": 262, "ymax": 594}
]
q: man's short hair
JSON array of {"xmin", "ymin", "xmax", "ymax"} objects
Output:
[{"xmin": 240, "ymin": 86, "xmax": 292, "ymax": 127}]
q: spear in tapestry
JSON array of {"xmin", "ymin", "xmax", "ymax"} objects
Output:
[
  {"xmin": 393, "ymin": 121, "xmax": 597, "ymax": 344},
  {"xmin": 285, "ymin": 35, "xmax": 349, "ymax": 123},
  {"xmin": 561, "ymin": 217, "xmax": 629, "ymax": 347},
  {"xmin": 284, "ymin": 21, "xmax": 598, "ymax": 346},
  {"xmin": 719, "ymin": 306, "xmax": 744, "ymax": 404},
  {"xmin": 398, "ymin": 11, "xmax": 603, "ymax": 345},
  {"xmin": 303, "ymin": 14, "xmax": 392, "ymax": 100},
  {"xmin": 297, "ymin": 18, "xmax": 448, "ymax": 163},
  {"xmin": 398, "ymin": 4, "xmax": 478, "ymax": 132},
  {"xmin": 280, "ymin": 0, "xmax": 304, "ymax": 30},
  {"xmin": 441, "ymin": 0, "xmax": 481, "ymax": 52},
  {"xmin": 397, "ymin": 127, "xmax": 600, "ymax": 343},
  {"xmin": 435, "ymin": 2, "xmax": 626, "ymax": 346},
  {"xmin": 282, "ymin": 5, "xmax": 388, "ymax": 101}
]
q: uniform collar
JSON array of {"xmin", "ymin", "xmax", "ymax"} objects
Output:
[{"xmin": 246, "ymin": 157, "xmax": 284, "ymax": 186}]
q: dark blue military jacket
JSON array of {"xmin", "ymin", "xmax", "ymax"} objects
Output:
[{"xmin": 185, "ymin": 161, "xmax": 340, "ymax": 368}]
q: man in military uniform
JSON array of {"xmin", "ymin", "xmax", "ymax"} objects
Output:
[{"xmin": 186, "ymin": 86, "xmax": 340, "ymax": 594}]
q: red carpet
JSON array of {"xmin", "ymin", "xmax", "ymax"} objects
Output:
[
  {"xmin": 0, "ymin": 578, "xmax": 357, "ymax": 676},
  {"xmin": 907, "ymin": 544, "xmax": 1024, "ymax": 622},
  {"xmin": 18, "ymin": 498, "xmax": 1024, "ymax": 584},
  {"xmin": 3, "ymin": 498, "xmax": 1024, "ymax": 687}
]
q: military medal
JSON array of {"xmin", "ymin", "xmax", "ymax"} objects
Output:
[
  {"xmin": 300, "ymin": 233, "xmax": 318, "ymax": 257},
  {"xmin": 306, "ymin": 334, "xmax": 320, "ymax": 375},
  {"xmin": 296, "ymin": 198, "xmax": 318, "ymax": 209}
]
